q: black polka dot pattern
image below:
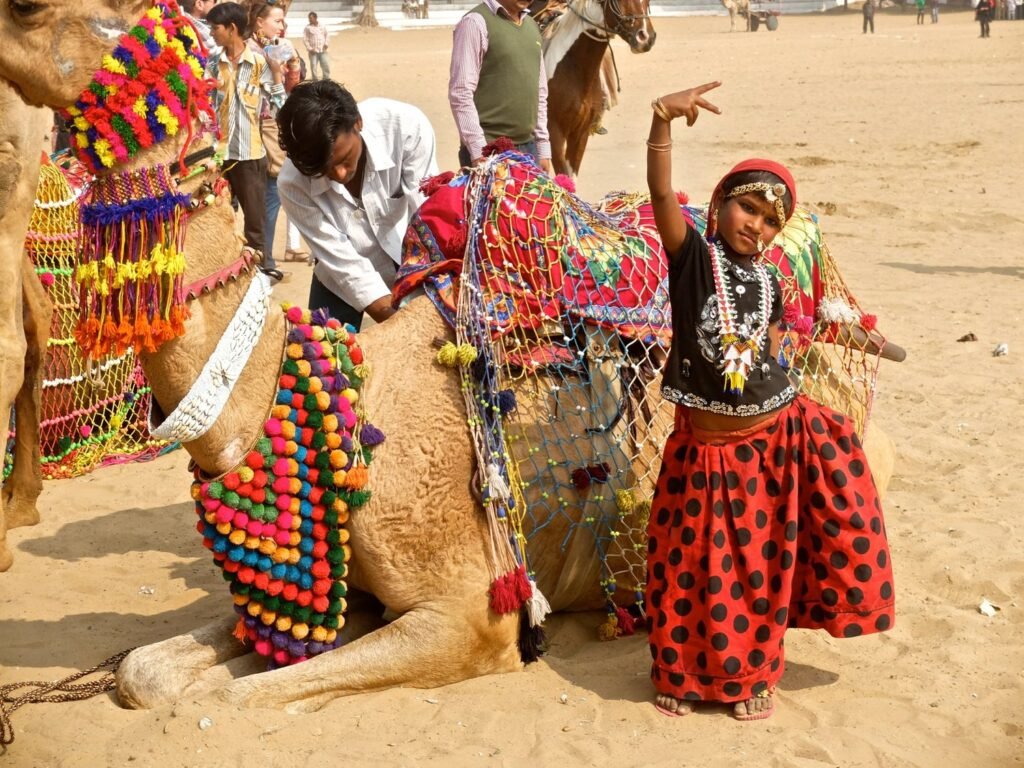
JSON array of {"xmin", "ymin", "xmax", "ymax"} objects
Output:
[{"xmin": 645, "ymin": 397, "xmax": 895, "ymax": 705}]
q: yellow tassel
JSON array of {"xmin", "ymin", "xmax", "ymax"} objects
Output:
[{"xmin": 615, "ymin": 489, "xmax": 635, "ymax": 515}]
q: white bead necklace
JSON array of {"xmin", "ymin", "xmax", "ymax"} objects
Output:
[{"xmin": 708, "ymin": 238, "xmax": 773, "ymax": 395}]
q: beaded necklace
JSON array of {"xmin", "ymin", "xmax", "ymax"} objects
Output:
[
  {"xmin": 708, "ymin": 238, "xmax": 773, "ymax": 395},
  {"xmin": 60, "ymin": 0, "xmax": 215, "ymax": 175}
]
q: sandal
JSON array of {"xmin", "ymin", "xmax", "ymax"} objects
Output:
[
  {"xmin": 259, "ymin": 267, "xmax": 285, "ymax": 283},
  {"xmin": 283, "ymin": 249, "xmax": 309, "ymax": 262}
]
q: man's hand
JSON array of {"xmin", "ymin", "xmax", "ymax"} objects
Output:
[
  {"xmin": 364, "ymin": 294, "xmax": 398, "ymax": 324},
  {"xmin": 539, "ymin": 157, "xmax": 553, "ymax": 175}
]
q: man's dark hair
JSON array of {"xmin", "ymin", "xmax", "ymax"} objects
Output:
[
  {"xmin": 277, "ymin": 80, "xmax": 361, "ymax": 177},
  {"xmin": 206, "ymin": 2, "xmax": 248, "ymax": 36},
  {"xmin": 181, "ymin": 0, "xmax": 198, "ymax": 13}
]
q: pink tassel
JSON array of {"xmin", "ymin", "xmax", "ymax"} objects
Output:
[
  {"xmin": 614, "ymin": 605, "xmax": 636, "ymax": 636},
  {"xmin": 489, "ymin": 570, "xmax": 525, "ymax": 614}
]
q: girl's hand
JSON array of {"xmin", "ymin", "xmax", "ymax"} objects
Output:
[{"xmin": 656, "ymin": 82, "xmax": 723, "ymax": 127}]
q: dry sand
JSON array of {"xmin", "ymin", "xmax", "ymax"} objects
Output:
[{"xmin": 2, "ymin": 11, "xmax": 1023, "ymax": 767}]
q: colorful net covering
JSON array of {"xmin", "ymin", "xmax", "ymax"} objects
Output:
[
  {"xmin": 3, "ymin": 157, "xmax": 173, "ymax": 483},
  {"xmin": 397, "ymin": 153, "xmax": 887, "ymax": 633}
]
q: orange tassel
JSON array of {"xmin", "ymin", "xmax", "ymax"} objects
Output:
[
  {"xmin": 343, "ymin": 465, "xmax": 368, "ymax": 490},
  {"xmin": 232, "ymin": 617, "xmax": 249, "ymax": 644}
]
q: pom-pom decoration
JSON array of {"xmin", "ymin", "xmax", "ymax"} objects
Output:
[{"xmin": 193, "ymin": 306, "xmax": 382, "ymax": 669}]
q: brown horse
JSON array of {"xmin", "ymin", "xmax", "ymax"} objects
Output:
[{"xmin": 536, "ymin": 0, "xmax": 656, "ymax": 177}]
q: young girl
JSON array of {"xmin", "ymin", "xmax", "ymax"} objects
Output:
[{"xmin": 644, "ymin": 82, "xmax": 895, "ymax": 721}]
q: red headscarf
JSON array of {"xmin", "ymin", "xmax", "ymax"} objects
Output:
[{"xmin": 705, "ymin": 158, "xmax": 797, "ymax": 239}]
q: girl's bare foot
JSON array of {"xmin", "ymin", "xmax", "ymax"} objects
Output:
[
  {"xmin": 654, "ymin": 693, "xmax": 695, "ymax": 717},
  {"xmin": 733, "ymin": 688, "xmax": 775, "ymax": 721}
]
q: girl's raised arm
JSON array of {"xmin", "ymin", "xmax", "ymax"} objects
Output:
[{"xmin": 647, "ymin": 82, "xmax": 722, "ymax": 257}]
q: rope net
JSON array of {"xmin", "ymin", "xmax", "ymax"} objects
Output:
[
  {"xmin": 399, "ymin": 153, "xmax": 887, "ymax": 634},
  {"xmin": 3, "ymin": 158, "xmax": 172, "ymax": 484}
]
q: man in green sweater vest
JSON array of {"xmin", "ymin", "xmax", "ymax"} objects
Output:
[{"xmin": 448, "ymin": 0, "xmax": 553, "ymax": 173}]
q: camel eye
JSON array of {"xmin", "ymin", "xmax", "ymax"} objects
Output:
[{"xmin": 9, "ymin": 0, "xmax": 45, "ymax": 17}]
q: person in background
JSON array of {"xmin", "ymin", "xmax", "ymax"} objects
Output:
[
  {"xmin": 931, "ymin": 0, "xmax": 940, "ymax": 22},
  {"xmin": 205, "ymin": 2, "xmax": 284, "ymax": 268},
  {"xmin": 862, "ymin": 0, "xmax": 875, "ymax": 33},
  {"xmin": 249, "ymin": 0, "xmax": 292, "ymax": 281},
  {"xmin": 976, "ymin": 0, "xmax": 994, "ymax": 36},
  {"xmin": 915, "ymin": 0, "xmax": 926, "ymax": 25},
  {"xmin": 182, "ymin": 0, "xmax": 218, "ymax": 55},
  {"xmin": 448, "ymin": 0, "xmax": 552, "ymax": 172},
  {"xmin": 277, "ymin": 80, "xmax": 438, "ymax": 330},
  {"xmin": 303, "ymin": 12, "xmax": 331, "ymax": 81}
]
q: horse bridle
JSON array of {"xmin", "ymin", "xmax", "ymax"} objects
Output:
[{"xmin": 567, "ymin": 0, "xmax": 649, "ymax": 42}]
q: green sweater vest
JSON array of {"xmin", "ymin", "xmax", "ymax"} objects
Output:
[{"xmin": 470, "ymin": 4, "xmax": 542, "ymax": 145}]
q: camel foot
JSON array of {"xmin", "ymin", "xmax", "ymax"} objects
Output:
[
  {"xmin": 0, "ymin": 544, "xmax": 12, "ymax": 573},
  {"xmin": 116, "ymin": 616, "xmax": 249, "ymax": 709},
  {"xmin": 3, "ymin": 493, "xmax": 40, "ymax": 529},
  {"xmin": 654, "ymin": 693, "xmax": 694, "ymax": 717},
  {"xmin": 733, "ymin": 687, "xmax": 775, "ymax": 721}
]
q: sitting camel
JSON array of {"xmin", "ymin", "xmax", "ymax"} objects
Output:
[
  {"xmin": 0, "ymin": 0, "xmax": 898, "ymax": 714},
  {"xmin": 0, "ymin": 86, "xmax": 53, "ymax": 572}
]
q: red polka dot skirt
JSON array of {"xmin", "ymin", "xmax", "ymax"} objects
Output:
[{"xmin": 645, "ymin": 395, "xmax": 895, "ymax": 704}]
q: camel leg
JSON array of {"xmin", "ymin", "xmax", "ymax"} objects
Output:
[
  {"xmin": 4, "ymin": 261, "xmax": 52, "ymax": 528},
  {"xmin": 0, "ymin": 348, "xmax": 26, "ymax": 573},
  {"xmin": 206, "ymin": 600, "xmax": 521, "ymax": 713}
]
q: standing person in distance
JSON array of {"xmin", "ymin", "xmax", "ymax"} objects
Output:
[{"xmin": 303, "ymin": 12, "xmax": 331, "ymax": 82}]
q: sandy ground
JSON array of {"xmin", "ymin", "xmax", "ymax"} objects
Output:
[{"xmin": 2, "ymin": 10, "xmax": 1023, "ymax": 767}]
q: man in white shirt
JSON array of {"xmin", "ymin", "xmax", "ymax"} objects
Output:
[{"xmin": 276, "ymin": 81, "xmax": 438, "ymax": 329}]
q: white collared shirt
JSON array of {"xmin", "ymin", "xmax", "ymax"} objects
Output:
[{"xmin": 278, "ymin": 98, "xmax": 438, "ymax": 311}]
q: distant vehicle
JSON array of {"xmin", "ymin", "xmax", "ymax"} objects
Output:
[{"xmin": 744, "ymin": 0, "xmax": 781, "ymax": 30}]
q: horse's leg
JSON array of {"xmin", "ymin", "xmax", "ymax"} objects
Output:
[
  {"xmin": 548, "ymin": 109, "xmax": 571, "ymax": 177},
  {"xmin": 4, "ymin": 260, "xmax": 52, "ymax": 528},
  {"xmin": 209, "ymin": 599, "xmax": 521, "ymax": 713}
]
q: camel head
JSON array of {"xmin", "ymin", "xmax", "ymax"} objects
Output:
[
  {"xmin": 599, "ymin": 0, "xmax": 655, "ymax": 54},
  {"xmin": 0, "ymin": 0, "xmax": 150, "ymax": 107}
]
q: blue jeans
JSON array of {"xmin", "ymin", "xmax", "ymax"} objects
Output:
[
  {"xmin": 458, "ymin": 140, "xmax": 538, "ymax": 168},
  {"xmin": 309, "ymin": 51, "xmax": 330, "ymax": 81},
  {"xmin": 264, "ymin": 175, "xmax": 280, "ymax": 269}
]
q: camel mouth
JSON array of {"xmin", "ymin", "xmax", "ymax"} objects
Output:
[{"xmin": 0, "ymin": 75, "xmax": 46, "ymax": 109}]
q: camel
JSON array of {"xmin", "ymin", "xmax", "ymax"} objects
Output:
[
  {"xmin": 721, "ymin": 0, "xmax": 752, "ymax": 31},
  {"xmin": 0, "ymin": 86, "xmax": 54, "ymax": 573},
  {"xmin": 0, "ymin": 0, "xmax": 898, "ymax": 714},
  {"xmin": 0, "ymin": 0, "xmax": 651, "ymax": 712}
]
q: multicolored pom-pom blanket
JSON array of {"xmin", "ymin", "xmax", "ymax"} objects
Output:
[{"xmin": 192, "ymin": 306, "xmax": 384, "ymax": 668}]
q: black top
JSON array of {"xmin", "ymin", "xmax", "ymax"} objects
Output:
[{"xmin": 661, "ymin": 229, "xmax": 797, "ymax": 417}]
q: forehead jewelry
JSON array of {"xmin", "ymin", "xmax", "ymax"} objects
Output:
[{"xmin": 727, "ymin": 182, "xmax": 789, "ymax": 226}]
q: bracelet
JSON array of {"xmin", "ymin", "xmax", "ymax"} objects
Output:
[
  {"xmin": 651, "ymin": 98, "xmax": 672, "ymax": 122},
  {"xmin": 646, "ymin": 139, "xmax": 673, "ymax": 151}
]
